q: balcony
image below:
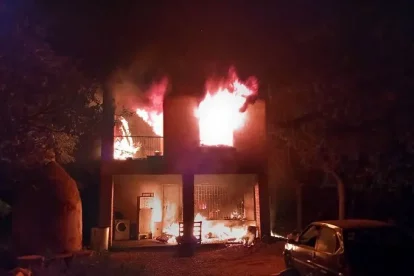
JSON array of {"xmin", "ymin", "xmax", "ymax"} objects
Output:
[
  {"xmin": 114, "ymin": 136, "xmax": 163, "ymax": 159},
  {"xmin": 107, "ymin": 135, "xmax": 262, "ymax": 175}
]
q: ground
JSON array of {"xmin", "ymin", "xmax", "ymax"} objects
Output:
[{"xmin": 21, "ymin": 242, "xmax": 286, "ymax": 276}]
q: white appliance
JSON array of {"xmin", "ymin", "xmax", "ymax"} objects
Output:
[
  {"xmin": 138, "ymin": 195, "xmax": 154, "ymax": 239},
  {"xmin": 113, "ymin": 219, "xmax": 130, "ymax": 241},
  {"xmin": 139, "ymin": 196, "xmax": 154, "ymax": 209}
]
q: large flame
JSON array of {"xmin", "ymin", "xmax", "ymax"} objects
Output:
[
  {"xmin": 113, "ymin": 79, "xmax": 167, "ymax": 159},
  {"xmin": 148, "ymin": 195, "xmax": 249, "ymax": 244},
  {"xmin": 114, "ymin": 117, "xmax": 140, "ymax": 159},
  {"xmin": 195, "ymin": 69, "xmax": 258, "ymax": 146},
  {"xmin": 162, "ymin": 213, "xmax": 248, "ymax": 244},
  {"xmin": 112, "ymin": 69, "xmax": 258, "ymax": 242},
  {"xmin": 135, "ymin": 109, "xmax": 163, "ymax": 136},
  {"xmin": 113, "ymin": 70, "xmax": 258, "ymax": 156},
  {"xmin": 135, "ymin": 78, "xmax": 167, "ymax": 137}
]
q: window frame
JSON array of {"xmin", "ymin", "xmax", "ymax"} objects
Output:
[
  {"xmin": 315, "ymin": 226, "xmax": 341, "ymax": 255},
  {"xmin": 298, "ymin": 224, "xmax": 321, "ymax": 249}
]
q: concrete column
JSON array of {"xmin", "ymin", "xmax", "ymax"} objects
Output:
[
  {"xmin": 99, "ymin": 175, "xmax": 114, "ymax": 246},
  {"xmin": 101, "ymin": 85, "xmax": 114, "ymax": 161},
  {"xmin": 179, "ymin": 173, "xmax": 195, "ymax": 256},
  {"xmin": 99, "ymin": 85, "xmax": 115, "ymax": 246},
  {"xmin": 163, "ymin": 96, "xmax": 199, "ymax": 171},
  {"xmin": 269, "ymin": 193, "xmax": 276, "ymax": 234},
  {"xmin": 244, "ymin": 186, "xmax": 255, "ymax": 221},
  {"xmin": 257, "ymin": 172, "xmax": 271, "ymax": 239}
]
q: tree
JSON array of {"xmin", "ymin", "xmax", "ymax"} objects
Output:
[
  {"xmin": 0, "ymin": 3, "xmax": 101, "ymax": 169},
  {"xmin": 0, "ymin": 2, "xmax": 100, "ymax": 255},
  {"xmin": 267, "ymin": 1, "xmax": 414, "ymax": 220}
]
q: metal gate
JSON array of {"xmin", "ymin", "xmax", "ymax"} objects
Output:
[{"xmin": 194, "ymin": 184, "xmax": 244, "ymax": 220}]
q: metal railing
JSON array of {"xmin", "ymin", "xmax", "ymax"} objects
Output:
[{"xmin": 114, "ymin": 136, "xmax": 164, "ymax": 159}]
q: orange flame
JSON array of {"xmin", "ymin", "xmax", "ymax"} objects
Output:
[
  {"xmin": 195, "ymin": 69, "xmax": 258, "ymax": 146},
  {"xmin": 113, "ymin": 117, "xmax": 140, "ymax": 159},
  {"xmin": 113, "ymin": 79, "xmax": 167, "ymax": 159},
  {"xmin": 162, "ymin": 213, "xmax": 248, "ymax": 244},
  {"xmin": 135, "ymin": 109, "xmax": 163, "ymax": 136},
  {"xmin": 113, "ymin": 69, "xmax": 258, "ymax": 158},
  {"xmin": 140, "ymin": 196, "xmax": 250, "ymax": 244},
  {"xmin": 135, "ymin": 78, "xmax": 168, "ymax": 136}
]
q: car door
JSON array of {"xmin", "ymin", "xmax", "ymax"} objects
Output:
[
  {"xmin": 291, "ymin": 224, "xmax": 320, "ymax": 275},
  {"xmin": 313, "ymin": 226, "xmax": 342, "ymax": 276}
]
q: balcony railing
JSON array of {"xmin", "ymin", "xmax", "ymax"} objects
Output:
[{"xmin": 114, "ymin": 136, "xmax": 163, "ymax": 159}]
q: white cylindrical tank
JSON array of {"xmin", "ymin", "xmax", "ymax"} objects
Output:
[{"xmin": 90, "ymin": 227, "xmax": 109, "ymax": 251}]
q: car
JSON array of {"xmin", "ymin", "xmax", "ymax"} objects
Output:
[{"xmin": 283, "ymin": 219, "xmax": 414, "ymax": 276}]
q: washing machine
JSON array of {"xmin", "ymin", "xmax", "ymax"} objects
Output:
[{"xmin": 113, "ymin": 219, "xmax": 130, "ymax": 240}]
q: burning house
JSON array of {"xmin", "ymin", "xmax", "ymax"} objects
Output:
[{"xmin": 99, "ymin": 69, "xmax": 270, "ymax": 250}]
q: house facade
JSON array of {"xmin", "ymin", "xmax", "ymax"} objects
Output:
[{"xmin": 98, "ymin": 87, "xmax": 270, "ymax": 251}]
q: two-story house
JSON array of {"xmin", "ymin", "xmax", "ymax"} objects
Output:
[{"xmin": 98, "ymin": 81, "xmax": 270, "ymax": 253}]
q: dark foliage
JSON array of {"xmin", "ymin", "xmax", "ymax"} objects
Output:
[{"xmin": 0, "ymin": 2, "xmax": 101, "ymax": 169}]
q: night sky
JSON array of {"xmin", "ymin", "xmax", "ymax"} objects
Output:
[
  {"xmin": 7, "ymin": 0, "xmax": 414, "ymax": 93},
  {"xmin": 20, "ymin": 1, "xmax": 342, "ymax": 79}
]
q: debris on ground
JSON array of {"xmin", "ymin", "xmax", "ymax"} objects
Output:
[{"xmin": 155, "ymin": 235, "xmax": 170, "ymax": 243}]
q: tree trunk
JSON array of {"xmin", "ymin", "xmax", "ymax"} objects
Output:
[
  {"xmin": 296, "ymin": 183, "xmax": 303, "ymax": 230},
  {"xmin": 328, "ymin": 170, "xmax": 346, "ymax": 220}
]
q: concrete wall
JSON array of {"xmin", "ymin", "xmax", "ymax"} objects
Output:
[
  {"xmin": 163, "ymin": 95, "xmax": 267, "ymax": 173},
  {"xmin": 244, "ymin": 185, "xmax": 255, "ymax": 221},
  {"xmin": 114, "ymin": 174, "xmax": 257, "ymax": 225},
  {"xmin": 195, "ymin": 174, "xmax": 256, "ymax": 186},
  {"xmin": 113, "ymin": 175, "xmax": 182, "ymax": 224},
  {"xmin": 163, "ymin": 95, "xmax": 199, "ymax": 172},
  {"xmin": 254, "ymin": 183, "xmax": 261, "ymax": 236},
  {"xmin": 234, "ymin": 99, "xmax": 267, "ymax": 172}
]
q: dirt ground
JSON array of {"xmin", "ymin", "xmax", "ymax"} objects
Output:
[
  {"xmin": 25, "ymin": 242, "xmax": 286, "ymax": 276},
  {"xmin": 114, "ymin": 242, "xmax": 285, "ymax": 276}
]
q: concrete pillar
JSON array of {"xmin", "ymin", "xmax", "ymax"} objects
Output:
[
  {"xmin": 269, "ymin": 193, "xmax": 276, "ymax": 233},
  {"xmin": 257, "ymin": 172, "xmax": 271, "ymax": 239},
  {"xmin": 244, "ymin": 186, "xmax": 255, "ymax": 221},
  {"xmin": 163, "ymin": 95, "xmax": 199, "ymax": 172},
  {"xmin": 179, "ymin": 173, "xmax": 196, "ymax": 256},
  {"xmin": 101, "ymin": 85, "xmax": 114, "ymax": 161},
  {"xmin": 99, "ymin": 176, "xmax": 114, "ymax": 246},
  {"xmin": 99, "ymin": 85, "xmax": 115, "ymax": 246},
  {"xmin": 234, "ymin": 100, "xmax": 266, "ymax": 172}
]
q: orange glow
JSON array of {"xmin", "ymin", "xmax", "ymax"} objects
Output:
[
  {"xmin": 135, "ymin": 109, "xmax": 163, "ymax": 136},
  {"xmin": 113, "ymin": 69, "xmax": 258, "ymax": 158},
  {"xmin": 135, "ymin": 78, "xmax": 167, "ymax": 136},
  {"xmin": 152, "ymin": 194, "xmax": 163, "ymax": 223},
  {"xmin": 151, "ymin": 196, "xmax": 249, "ymax": 244},
  {"xmin": 162, "ymin": 213, "xmax": 248, "ymax": 244},
  {"xmin": 195, "ymin": 68, "xmax": 258, "ymax": 146},
  {"xmin": 113, "ymin": 79, "xmax": 167, "ymax": 159},
  {"xmin": 113, "ymin": 116, "xmax": 140, "ymax": 159}
]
